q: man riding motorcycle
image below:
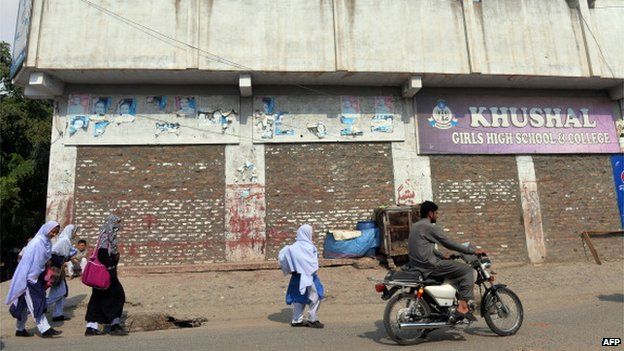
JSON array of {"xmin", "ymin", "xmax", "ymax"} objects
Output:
[{"xmin": 408, "ymin": 201, "xmax": 486, "ymax": 321}]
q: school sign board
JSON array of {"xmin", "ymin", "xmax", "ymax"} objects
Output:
[
  {"xmin": 10, "ymin": 0, "xmax": 33, "ymax": 79},
  {"xmin": 416, "ymin": 94, "xmax": 620, "ymax": 154}
]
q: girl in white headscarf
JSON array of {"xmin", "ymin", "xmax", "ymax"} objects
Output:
[
  {"xmin": 47, "ymin": 224, "xmax": 76, "ymax": 322},
  {"xmin": 278, "ymin": 224, "xmax": 325, "ymax": 328},
  {"xmin": 5, "ymin": 221, "xmax": 63, "ymax": 338}
]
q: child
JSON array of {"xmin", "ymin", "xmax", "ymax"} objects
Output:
[{"xmin": 278, "ymin": 224, "xmax": 325, "ymax": 328}]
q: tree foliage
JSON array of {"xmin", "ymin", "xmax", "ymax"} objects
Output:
[{"xmin": 0, "ymin": 41, "xmax": 53, "ymax": 260}]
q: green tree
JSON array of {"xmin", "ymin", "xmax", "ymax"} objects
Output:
[{"xmin": 0, "ymin": 41, "xmax": 52, "ymax": 265}]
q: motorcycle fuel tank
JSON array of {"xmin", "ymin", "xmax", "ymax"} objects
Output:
[{"xmin": 424, "ymin": 284, "xmax": 456, "ymax": 306}]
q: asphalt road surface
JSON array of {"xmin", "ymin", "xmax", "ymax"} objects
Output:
[{"xmin": 3, "ymin": 290, "xmax": 622, "ymax": 351}]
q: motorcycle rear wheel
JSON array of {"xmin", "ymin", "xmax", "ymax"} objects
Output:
[
  {"xmin": 383, "ymin": 293, "xmax": 430, "ymax": 345},
  {"xmin": 482, "ymin": 287, "xmax": 523, "ymax": 336}
]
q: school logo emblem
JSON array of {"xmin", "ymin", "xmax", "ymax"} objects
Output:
[{"xmin": 428, "ymin": 100, "xmax": 458, "ymax": 130}]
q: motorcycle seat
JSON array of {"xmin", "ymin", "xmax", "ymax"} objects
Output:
[{"xmin": 385, "ymin": 269, "xmax": 446, "ymax": 285}]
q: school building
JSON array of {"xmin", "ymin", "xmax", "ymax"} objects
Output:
[{"xmin": 11, "ymin": 0, "xmax": 624, "ymax": 267}]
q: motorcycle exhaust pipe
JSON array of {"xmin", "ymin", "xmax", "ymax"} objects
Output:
[{"xmin": 398, "ymin": 322, "xmax": 451, "ymax": 330}]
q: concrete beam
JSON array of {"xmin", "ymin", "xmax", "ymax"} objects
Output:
[
  {"xmin": 402, "ymin": 76, "xmax": 422, "ymax": 98},
  {"xmin": 24, "ymin": 72, "xmax": 65, "ymax": 99},
  {"xmin": 239, "ymin": 74, "xmax": 253, "ymax": 97},
  {"xmin": 608, "ymin": 82, "xmax": 624, "ymax": 100}
]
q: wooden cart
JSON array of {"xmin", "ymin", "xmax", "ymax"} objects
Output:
[{"xmin": 374, "ymin": 205, "xmax": 419, "ymax": 268}]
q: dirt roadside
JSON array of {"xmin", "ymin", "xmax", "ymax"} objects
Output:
[{"xmin": 0, "ymin": 259, "xmax": 622, "ymax": 338}]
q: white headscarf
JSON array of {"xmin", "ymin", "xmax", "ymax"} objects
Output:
[
  {"xmin": 52, "ymin": 224, "xmax": 75, "ymax": 258},
  {"xmin": 278, "ymin": 224, "xmax": 319, "ymax": 294},
  {"xmin": 5, "ymin": 221, "xmax": 59, "ymax": 306}
]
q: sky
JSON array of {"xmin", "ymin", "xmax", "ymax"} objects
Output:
[{"xmin": 1, "ymin": 0, "xmax": 20, "ymax": 49}]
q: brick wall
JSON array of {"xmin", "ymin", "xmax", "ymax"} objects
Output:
[
  {"xmin": 74, "ymin": 145, "xmax": 225, "ymax": 266},
  {"xmin": 534, "ymin": 155, "xmax": 622, "ymax": 262},
  {"xmin": 264, "ymin": 143, "xmax": 395, "ymax": 259},
  {"xmin": 430, "ymin": 156, "xmax": 528, "ymax": 263}
]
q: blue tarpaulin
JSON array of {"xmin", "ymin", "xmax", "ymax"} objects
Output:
[{"xmin": 323, "ymin": 228, "xmax": 380, "ymax": 259}]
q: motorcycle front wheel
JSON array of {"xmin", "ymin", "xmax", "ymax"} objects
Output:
[
  {"xmin": 383, "ymin": 293, "xmax": 430, "ymax": 345},
  {"xmin": 482, "ymin": 287, "xmax": 523, "ymax": 336}
]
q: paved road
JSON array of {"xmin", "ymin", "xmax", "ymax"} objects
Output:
[{"xmin": 2, "ymin": 291, "xmax": 622, "ymax": 351}]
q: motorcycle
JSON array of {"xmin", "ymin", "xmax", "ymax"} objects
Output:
[{"xmin": 373, "ymin": 253, "xmax": 523, "ymax": 345}]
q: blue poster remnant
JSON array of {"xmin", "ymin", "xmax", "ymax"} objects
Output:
[{"xmin": 611, "ymin": 155, "xmax": 624, "ymax": 228}]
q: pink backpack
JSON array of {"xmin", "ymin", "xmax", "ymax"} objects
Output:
[{"xmin": 81, "ymin": 235, "xmax": 111, "ymax": 290}]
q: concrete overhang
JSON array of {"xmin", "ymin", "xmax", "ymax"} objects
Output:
[
  {"xmin": 12, "ymin": 68, "xmax": 624, "ymax": 94},
  {"xmin": 22, "ymin": 72, "xmax": 65, "ymax": 99}
]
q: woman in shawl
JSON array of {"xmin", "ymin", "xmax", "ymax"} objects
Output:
[
  {"xmin": 278, "ymin": 224, "xmax": 325, "ymax": 328},
  {"xmin": 47, "ymin": 224, "xmax": 76, "ymax": 322},
  {"xmin": 84, "ymin": 215, "xmax": 128, "ymax": 336},
  {"xmin": 5, "ymin": 221, "xmax": 63, "ymax": 338}
]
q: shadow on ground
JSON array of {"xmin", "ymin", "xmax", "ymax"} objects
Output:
[
  {"xmin": 598, "ymin": 293, "xmax": 624, "ymax": 303},
  {"xmin": 358, "ymin": 320, "xmax": 466, "ymax": 346},
  {"xmin": 267, "ymin": 308, "xmax": 291, "ymax": 325}
]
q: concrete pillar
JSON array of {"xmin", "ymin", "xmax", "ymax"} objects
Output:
[
  {"xmin": 577, "ymin": 0, "xmax": 603, "ymax": 77},
  {"xmin": 516, "ymin": 156, "xmax": 546, "ymax": 263},
  {"xmin": 460, "ymin": 0, "xmax": 486, "ymax": 74},
  {"xmin": 391, "ymin": 97, "xmax": 433, "ymax": 206},
  {"xmin": 46, "ymin": 100, "xmax": 77, "ymax": 227},
  {"xmin": 224, "ymin": 96, "xmax": 267, "ymax": 261}
]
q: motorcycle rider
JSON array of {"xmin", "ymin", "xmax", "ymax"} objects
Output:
[{"xmin": 408, "ymin": 201, "xmax": 486, "ymax": 321}]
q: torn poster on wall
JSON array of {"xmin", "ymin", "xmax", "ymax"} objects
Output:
[
  {"xmin": 371, "ymin": 96, "xmax": 395, "ymax": 133},
  {"xmin": 115, "ymin": 98, "xmax": 137, "ymax": 125},
  {"xmin": 371, "ymin": 115, "xmax": 394, "ymax": 133},
  {"xmin": 91, "ymin": 97, "xmax": 112, "ymax": 117},
  {"xmin": 146, "ymin": 96, "xmax": 167, "ymax": 111},
  {"xmin": 616, "ymin": 119, "xmax": 624, "ymax": 152},
  {"xmin": 68, "ymin": 116, "xmax": 89, "ymax": 136},
  {"xmin": 340, "ymin": 96, "xmax": 363, "ymax": 136},
  {"xmin": 198, "ymin": 109, "xmax": 237, "ymax": 132},
  {"xmin": 175, "ymin": 96, "xmax": 196, "ymax": 117},
  {"xmin": 307, "ymin": 122, "xmax": 327, "ymax": 138},
  {"xmin": 93, "ymin": 121, "xmax": 110, "ymax": 137},
  {"xmin": 155, "ymin": 122, "xmax": 181, "ymax": 136},
  {"xmin": 341, "ymin": 96, "xmax": 361, "ymax": 115},
  {"xmin": 67, "ymin": 94, "xmax": 90, "ymax": 115},
  {"xmin": 236, "ymin": 161, "xmax": 258, "ymax": 183},
  {"xmin": 254, "ymin": 97, "xmax": 293, "ymax": 139}
]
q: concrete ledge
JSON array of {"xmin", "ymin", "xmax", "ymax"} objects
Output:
[{"xmin": 120, "ymin": 258, "xmax": 358, "ymax": 275}]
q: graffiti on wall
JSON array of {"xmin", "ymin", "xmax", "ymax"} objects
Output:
[
  {"xmin": 397, "ymin": 179, "xmax": 418, "ymax": 206},
  {"xmin": 46, "ymin": 195, "xmax": 74, "ymax": 228},
  {"xmin": 224, "ymin": 184, "xmax": 266, "ymax": 261}
]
